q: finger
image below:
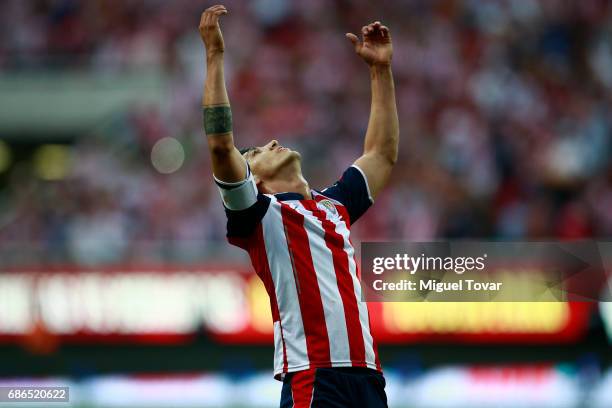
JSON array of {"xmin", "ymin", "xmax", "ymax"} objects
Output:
[
  {"xmin": 370, "ymin": 24, "xmax": 382, "ymax": 34},
  {"xmin": 346, "ymin": 33, "xmax": 359, "ymax": 42},
  {"xmin": 214, "ymin": 12, "xmax": 227, "ymax": 22},
  {"xmin": 365, "ymin": 26, "xmax": 377, "ymax": 40},
  {"xmin": 201, "ymin": 11, "xmax": 208, "ymax": 26},
  {"xmin": 206, "ymin": 5, "xmax": 225, "ymax": 20},
  {"xmin": 211, "ymin": 9, "xmax": 227, "ymax": 24},
  {"xmin": 360, "ymin": 26, "xmax": 368, "ymax": 41},
  {"xmin": 210, "ymin": 13, "xmax": 219, "ymax": 25},
  {"xmin": 347, "ymin": 33, "xmax": 363, "ymax": 54},
  {"xmin": 345, "ymin": 33, "xmax": 361, "ymax": 51}
]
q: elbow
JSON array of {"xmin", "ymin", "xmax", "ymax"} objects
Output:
[
  {"xmin": 208, "ymin": 139, "xmax": 234, "ymax": 157},
  {"xmin": 381, "ymin": 149, "xmax": 398, "ymax": 167},
  {"xmin": 365, "ymin": 149, "xmax": 397, "ymax": 168}
]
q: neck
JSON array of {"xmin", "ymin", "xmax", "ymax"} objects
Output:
[
  {"xmin": 267, "ymin": 176, "xmax": 310, "ymax": 198},
  {"xmin": 263, "ymin": 164, "xmax": 310, "ymax": 198}
]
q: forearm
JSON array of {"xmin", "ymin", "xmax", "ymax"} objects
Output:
[
  {"xmin": 203, "ymin": 54, "xmax": 229, "ymax": 106},
  {"xmin": 363, "ymin": 65, "xmax": 399, "ymax": 164},
  {"xmin": 203, "ymin": 53, "xmax": 246, "ymax": 182}
]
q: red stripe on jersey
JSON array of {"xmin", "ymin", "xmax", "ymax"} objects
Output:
[
  {"xmin": 349, "ymin": 234, "xmax": 382, "ymax": 371},
  {"xmin": 250, "ymin": 224, "xmax": 288, "ymax": 372},
  {"xmin": 301, "ymin": 200, "xmax": 367, "ymax": 365},
  {"xmin": 336, "ymin": 206, "xmax": 352, "ymax": 230},
  {"xmin": 280, "ymin": 203, "xmax": 331, "ymax": 365},
  {"xmin": 290, "ymin": 368, "xmax": 316, "ymax": 407}
]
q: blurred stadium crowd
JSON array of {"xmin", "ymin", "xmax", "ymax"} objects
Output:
[{"xmin": 0, "ymin": 0, "xmax": 610, "ymax": 265}]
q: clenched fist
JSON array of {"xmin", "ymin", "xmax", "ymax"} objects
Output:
[
  {"xmin": 199, "ymin": 5, "xmax": 228, "ymax": 57},
  {"xmin": 346, "ymin": 21, "xmax": 393, "ymax": 67}
]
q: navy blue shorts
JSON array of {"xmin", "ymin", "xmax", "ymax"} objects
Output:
[{"xmin": 280, "ymin": 367, "xmax": 388, "ymax": 408}]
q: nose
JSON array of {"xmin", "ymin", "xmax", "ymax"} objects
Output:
[{"xmin": 268, "ymin": 140, "xmax": 279, "ymax": 149}]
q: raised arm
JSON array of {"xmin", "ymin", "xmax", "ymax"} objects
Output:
[
  {"xmin": 346, "ymin": 22, "xmax": 399, "ymax": 200},
  {"xmin": 199, "ymin": 5, "xmax": 246, "ymax": 183}
]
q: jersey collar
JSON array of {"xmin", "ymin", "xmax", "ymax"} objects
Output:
[{"xmin": 274, "ymin": 190, "xmax": 316, "ymax": 201}]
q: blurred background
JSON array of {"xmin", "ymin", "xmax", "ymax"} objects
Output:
[{"xmin": 0, "ymin": 0, "xmax": 610, "ymax": 407}]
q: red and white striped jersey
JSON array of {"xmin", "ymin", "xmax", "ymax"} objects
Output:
[{"xmin": 216, "ymin": 165, "xmax": 381, "ymax": 380}]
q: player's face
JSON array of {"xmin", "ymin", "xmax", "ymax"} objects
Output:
[{"xmin": 244, "ymin": 140, "xmax": 301, "ymax": 180}]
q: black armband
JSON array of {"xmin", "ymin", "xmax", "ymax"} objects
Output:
[{"xmin": 203, "ymin": 105, "xmax": 233, "ymax": 135}]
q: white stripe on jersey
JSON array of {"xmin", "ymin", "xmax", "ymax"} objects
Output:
[
  {"xmin": 295, "ymin": 201, "xmax": 351, "ymax": 363},
  {"xmin": 262, "ymin": 196, "xmax": 308, "ymax": 371},
  {"xmin": 335, "ymin": 215, "xmax": 377, "ymax": 367},
  {"xmin": 273, "ymin": 321, "xmax": 284, "ymax": 374}
]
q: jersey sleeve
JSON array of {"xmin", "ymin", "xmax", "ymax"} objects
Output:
[
  {"xmin": 214, "ymin": 165, "xmax": 270, "ymax": 249},
  {"xmin": 320, "ymin": 165, "xmax": 374, "ymax": 224}
]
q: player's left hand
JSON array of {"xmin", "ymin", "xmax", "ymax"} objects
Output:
[{"xmin": 346, "ymin": 22, "xmax": 392, "ymax": 67}]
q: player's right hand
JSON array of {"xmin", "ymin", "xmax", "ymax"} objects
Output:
[
  {"xmin": 199, "ymin": 5, "xmax": 228, "ymax": 56},
  {"xmin": 346, "ymin": 21, "xmax": 393, "ymax": 67}
]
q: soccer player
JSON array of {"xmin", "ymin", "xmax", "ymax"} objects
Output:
[{"xmin": 199, "ymin": 5, "xmax": 398, "ymax": 407}]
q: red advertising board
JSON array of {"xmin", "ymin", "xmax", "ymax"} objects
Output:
[{"xmin": 0, "ymin": 266, "xmax": 594, "ymax": 345}]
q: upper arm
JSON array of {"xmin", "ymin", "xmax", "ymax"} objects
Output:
[
  {"xmin": 321, "ymin": 165, "xmax": 373, "ymax": 224},
  {"xmin": 353, "ymin": 152, "xmax": 394, "ymax": 200},
  {"xmin": 209, "ymin": 141, "xmax": 248, "ymax": 184},
  {"xmin": 224, "ymin": 196, "xmax": 270, "ymax": 249},
  {"xmin": 215, "ymin": 164, "xmax": 270, "ymax": 249}
]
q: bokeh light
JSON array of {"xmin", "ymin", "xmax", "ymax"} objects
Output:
[
  {"xmin": 0, "ymin": 140, "xmax": 11, "ymax": 174},
  {"xmin": 33, "ymin": 144, "xmax": 71, "ymax": 180},
  {"xmin": 150, "ymin": 137, "xmax": 185, "ymax": 174}
]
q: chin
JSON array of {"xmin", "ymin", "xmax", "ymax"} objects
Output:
[
  {"xmin": 272, "ymin": 151, "xmax": 301, "ymax": 174},
  {"xmin": 290, "ymin": 150, "xmax": 301, "ymax": 161}
]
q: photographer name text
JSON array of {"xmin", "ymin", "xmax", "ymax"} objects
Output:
[{"xmin": 372, "ymin": 279, "xmax": 503, "ymax": 292}]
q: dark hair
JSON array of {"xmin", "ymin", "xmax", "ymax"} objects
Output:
[{"xmin": 239, "ymin": 147, "xmax": 256, "ymax": 156}]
